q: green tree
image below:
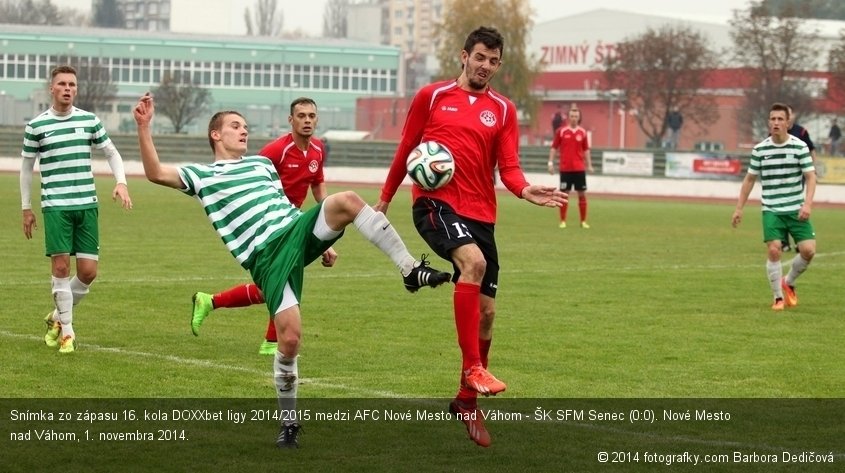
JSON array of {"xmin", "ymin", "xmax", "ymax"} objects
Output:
[
  {"xmin": 322, "ymin": 0, "xmax": 348, "ymax": 38},
  {"xmin": 435, "ymin": 0, "xmax": 542, "ymax": 124},
  {"xmin": 730, "ymin": 0, "xmax": 820, "ymax": 139},
  {"xmin": 152, "ymin": 72, "xmax": 213, "ymax": 134},
  {"xmin": 603, "ymin": 25, "xmax": 720, "ymax": 148},
  {"xmin": 244, "ymin": 0, "xmax": 283, "ymax": 36},
  {"xmin": 92, "ymin": 0, "xmax": 125, "ymax": 28},
  {"xmin": 0, "ymin": 0, "xmax": 62, "ymax": 25}
]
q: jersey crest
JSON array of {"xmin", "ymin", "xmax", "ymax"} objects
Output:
[{"xmin": 479, "ymin": 110, "xmax": 496, "ymax": 127}]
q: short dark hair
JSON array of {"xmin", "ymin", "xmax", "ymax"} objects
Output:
[
  {"xmin": 771, "ymin": 102, "xmax": 790, "ymax": 120},
  {"xmin": 207, "ymin": 110, "xmax": 245, "ymax": 152},
  {"xmin": 290, "ymin": 97, "xmax": 317, "ymax": 116},
  {"xmin": 463, "ymin": 26, "xmax": 504, "ymax": 58},
  {"xmin": 51, "ymin": 65, "xmax": 77, "ymax": 81}
]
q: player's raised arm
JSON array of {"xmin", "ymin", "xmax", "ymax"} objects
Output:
[{"xmin": 133, "ymin": 93, "xmax": 183, "ymax": 189}]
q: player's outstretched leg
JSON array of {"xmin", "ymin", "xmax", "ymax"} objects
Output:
[
  {"xmin": 319, "ymin": 192, "xmax": 451, "ymax": 291},
  {"xmin": 403, "ymin": 254, "xmax": 451, "ymax": 293}
]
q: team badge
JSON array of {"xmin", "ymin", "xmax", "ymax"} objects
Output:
[
  {"xmin": 309, "ymin": 160, "xmax": 319, "ymax": 173},
  {"xmin": 479, "ymin": 110, "xmax": 496, "ymax": 127}
]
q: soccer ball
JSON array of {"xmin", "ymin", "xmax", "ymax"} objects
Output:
[{"xmin": 406, "ymin": 141, "xmax": 455, "ymax": 191}]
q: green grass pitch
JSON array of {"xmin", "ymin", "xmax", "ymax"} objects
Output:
[{"xmin": 1, "ymin": 175, "xmax": 843, "ymax": 472}]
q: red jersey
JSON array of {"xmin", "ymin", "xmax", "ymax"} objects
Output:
[
  {"xmin": 258, "ymin": 133, "xmax": 325, "ymax": 208},
  {"xmin": 380, "ymin": 80, "xmax": 529, "ymax": 223},
  {"xmin": 552, "ymin": 126, "xmax": 590, "ymax": 172}
]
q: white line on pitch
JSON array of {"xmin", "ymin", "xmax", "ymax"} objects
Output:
[
  {"xmin": 0, "ymin": 330, "xmax": 405, "ymax": 398},
  {"xmin": 3, "ymin": 251, "xmax": 844, "ymax": 286}
]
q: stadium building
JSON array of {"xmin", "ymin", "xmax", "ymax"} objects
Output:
[
  {"xmin": 357, "ymin": 9, "xmax": 845, "ymax": 152},
  {"xmin": 0, "ymin": 23, "xmax": 401, "ymax": 135}
]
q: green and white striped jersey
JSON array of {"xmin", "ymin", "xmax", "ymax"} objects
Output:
[
  {"xmin": 21, "ymin": 107, "xmax": 112, "ymax": 212},
  {"xmin": 749, "ymin": 135, "xmax": 814, "ymax": 214},
  {"xmin": 179, "ymin": 156, "xmax": 301, "ymax": 269}
]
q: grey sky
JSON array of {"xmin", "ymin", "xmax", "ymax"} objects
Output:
[{"xmin": 51, "ymin": 0, "xmax": 750, "ymax": 35}]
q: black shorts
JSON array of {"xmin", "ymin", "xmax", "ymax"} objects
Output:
[
  {"xmin": 560, "ymin": 171, "xmax": 587, "ymax": 191},
  {"xmin": 412, "ymin": 197, "xmax": 499, "ymax": 298}
]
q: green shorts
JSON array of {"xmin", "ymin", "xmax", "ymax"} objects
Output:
[
  {"xmin": 248, "ymin": 203, "xmax": 342, "ymax": 317},
  {"xmin": 762, "ymin": 211, "xmax": 816, "ymax": 244},
  {"xmin": 43, "ymin": 208, "xmax": 100, "ymax": 258}
]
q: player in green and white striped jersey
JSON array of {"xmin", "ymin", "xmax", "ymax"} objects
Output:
[
  {"xmin": 133, "ymin": 93, "xmax": 450, "ymax": 448},
  {"xmin": 20, "ymin": 65, "xmax": 133, "ymax": 354},
  {"xmin": 732, "ymin": 102, "xmax": 816, "ymax": 311}
]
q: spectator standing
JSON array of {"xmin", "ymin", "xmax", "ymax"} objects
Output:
[{"xmin": 665, "ymin": 107, "xmax": 683, "ymax": 149}]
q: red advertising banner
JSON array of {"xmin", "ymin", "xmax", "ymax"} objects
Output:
[
  {"xmin": 692, "ymin": 158, "xmax": 742, "ymax": 175},
  {"xmin": 665, "ymin": 153, "xmax": 744, "ymax": 181}
]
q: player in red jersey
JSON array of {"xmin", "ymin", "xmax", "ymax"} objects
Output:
[
  {"xmin": 548, "ymin": 106, "xmax": 593, "ymax": 228},
  {"xmin": 375, "ymin": 26, "xmax": 567, "ymax": 447},
  {"xmin": 190, "ymin": 97, "xmax": 337, "ymax": 355}
]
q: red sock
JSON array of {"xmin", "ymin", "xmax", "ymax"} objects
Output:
[
  {"xmin": 579, "ymin": 195, "xmax": 588, "ymax": 222},
  {"xmin": 213, "ymin": 283, "xmax": 264, "ymax": 309},
  {"xmin": 479, "ymin": 338, "xmax": 492, "ymax": 369},
  {"xmin": 264, "ymin": 318, "xmax": 277, "ymax": 343},
  {"xmin": 454, "ymin": 282, "xmax": 481, "ymax": 370},
  {"xmin": 559, "ymin": 203, "xmax": 568, "ymax": 222}
]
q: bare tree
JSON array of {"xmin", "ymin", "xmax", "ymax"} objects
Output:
[
  {"xmin": 244, "ymin": 0, "xmax": 283, "ymax": 36},
  {"xmin": 0, "ymin": 0, "xmax": 62, "ymax": 25},
  {"xmin": 75, "ymin": 60, "xmax": 117, "ymax": 113},
  {"xmin": 828, "ymin": 32, "xmax": 845, "ymax": 106},
  {"xmin": 603, "ymin": 25, "xmax": 720, "ymax": 147},
  {"xmin": 435, "ymin": 0, "xmax": 542, "ymax": 123},
  {"xmin": 152, "ymin": 72, "xmax": 213, "ymax": 134},
  {"xmin": 322, "ymin": 0, "xmax": 348, "ymax": 38},
  {"xmin": 52, "ymin": 55, "xmax": 117, "ymax": 113},
  {"xmin": 730, "ymin": 0, "xmax": 820, "ymax": 139}
]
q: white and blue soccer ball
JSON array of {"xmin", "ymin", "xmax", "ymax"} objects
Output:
[{"xmin": 406, "ymin": 141, "xmax": 455, "ymax": 191}]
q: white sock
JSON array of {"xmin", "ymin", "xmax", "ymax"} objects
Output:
[
  {"xmin": 52, "ymin": 276, "xmax": 74, "ymax": 338},
  {"xmin": 70, "ymin": 276, "xmax": 91, "ymax": 306},
  {"xmin": 353, "ymin": 206, "xmax": 415, "ymax": 276},
  {"xmin": 766, "ymin": 260, "xmax": 783, "ymax": 299},
  {"xmin": 786, "ymin": 255, "xmax": 810, "ymax": 286},
  {"xmin": 274, "ymin": 352, "xmax": 299, "ymax": 423}
]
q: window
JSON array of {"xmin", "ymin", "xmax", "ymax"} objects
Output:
[{"xmin": 301, "ymin": 65, "xmax": 311, "ymax": 88}]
